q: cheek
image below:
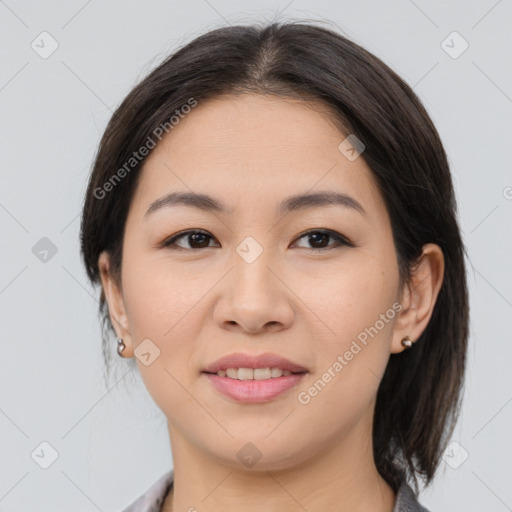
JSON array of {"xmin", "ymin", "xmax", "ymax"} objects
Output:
[
  {"xmin": 301, "ymin": 253, "xmax": 398, "ymax": 348},
  {"xmin": 120, "ymin": 252, "xmax": 207, "ymax": 411},
  {"xmin": 121, "ymin": 248, "xmax": 203, "ymax": 340},
  {"xmin": 296, "ymin": 254, "xmax": 398, "ymax": 407}
]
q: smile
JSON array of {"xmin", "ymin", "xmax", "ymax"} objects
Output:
[{"xmin": 214, "ymin": 367, "xmax": 296, "ymax": 379}]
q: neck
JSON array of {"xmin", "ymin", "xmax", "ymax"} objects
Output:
[{"xmin": 162, "ymin": 421, "xmax": 396, "ymax": 512}]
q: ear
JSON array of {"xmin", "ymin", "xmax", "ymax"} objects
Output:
[
  {"xmin": 98, "ymin": 251, "xmax": 133, "ymax": 357},
  {"xmin": 391, "ymin": 243, "xmax": 445, "ymax": 354}
]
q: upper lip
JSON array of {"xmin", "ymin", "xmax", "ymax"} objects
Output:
[{"xmin": 202, "ymin": 352, "xmax": 308, "ymax": 374}]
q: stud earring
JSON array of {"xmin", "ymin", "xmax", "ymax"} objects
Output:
[
  {"xmin": 401, "ymin": 336, "xmax": 415, "ymax": 349},
  {"xmin": 117, "ymin": 338, "xmax": 126, "ymax": 357}
]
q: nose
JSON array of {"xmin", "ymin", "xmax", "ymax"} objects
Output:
[{"xmin": 214, "ymin": 249, "xmax": 295, "ymax": 335}]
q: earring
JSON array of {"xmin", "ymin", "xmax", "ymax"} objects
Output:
[
  {"xmin": 401, "ymin": 336, "xmax": 415, "ymax": 349},
  {"xmin": 117, "ymin": 338, "xmax": 126, "ymax": 357}
]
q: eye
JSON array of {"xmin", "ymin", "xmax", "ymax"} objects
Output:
[
  {"xmin": 160, "ymin": 228, "xmax": 352, "ymax": 252},
  {"xmin": 292, "ymin": 229, "xmax": 352, "ymax": 251},
  {"xmin": 161, "ymin": 229, "xmax": 218, "ymax": 251}
]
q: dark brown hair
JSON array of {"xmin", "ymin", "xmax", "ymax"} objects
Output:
[{"xmin": 80, "ymin": 20, "xmax": 469, "ymax": 494}]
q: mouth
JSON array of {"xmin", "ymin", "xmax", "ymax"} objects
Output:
[
  {"xmin": 203, "ymin": 367, "xmax": 306, "ymax": 379},
  {"xmin": 202, "ymin": 352, "xmax": 308, "ymax": 375},
  {"xmin": 201, "ymin": 352, "xmax": 308, "ymax": 403},
  {"xmin": 202, "ymin": 371, "xmax": 307, "ymax": 403}
]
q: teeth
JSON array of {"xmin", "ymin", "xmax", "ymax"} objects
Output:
[
  {"xmin": 271, "ymin": 367, "xmax": 283, "ymax": 378},
  {"xmin": 238, "ymin": 368, "xmax": 254, "ymax": 380},
  {"xmin": 216, "ymin": 367, "xmax": 294, "ymax": 379},
  {"xmin": 254, "ymin": 368, "xmax": 271, "ymax": 380},
  {"xmin": 226, "ymin": 368, "xmax": 238, "ymax": 379}
]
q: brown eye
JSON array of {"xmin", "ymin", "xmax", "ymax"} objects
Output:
[
  {"xmin": 161, "ymin": 228, "xmax": 352, "ymax": 252},
  {"xmin": 293, "ymin": 230, "xmax": 352, "ymax": 251},
  {"xmin": 162, "ymin": 230, "xmax": 217, "ymax": 250}
]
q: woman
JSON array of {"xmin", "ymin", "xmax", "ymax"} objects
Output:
[{"xmin": 80, "ymin": 21, "xmax": 469, "ymax": 512}]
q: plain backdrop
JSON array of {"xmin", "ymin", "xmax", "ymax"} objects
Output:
[{"xmin": 1, "ymin": 0, "xmax": 511, "ymax": 510}]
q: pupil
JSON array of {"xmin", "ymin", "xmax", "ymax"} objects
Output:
[
  {"xmin": 310, "ymin": 233, "xmax": 328, "ymax": 248},
  {"xmin": 190, "ymin": 233, "xmax": 209, "ymax": 248}
]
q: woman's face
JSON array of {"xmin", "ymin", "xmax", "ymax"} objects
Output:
[{"xmin": 105, "ymin": 93, "xmax": 408, "ymax": 470}]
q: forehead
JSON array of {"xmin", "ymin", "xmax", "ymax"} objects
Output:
[
  {"xmin": 156, "ymin": 93, "xmax": 352, "ymax": 155},
  {"xmin": 130, "ymin": 93, "xmax": 388, "ymax": 224}
]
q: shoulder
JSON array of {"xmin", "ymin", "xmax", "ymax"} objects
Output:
[
  {"xmin": 121, "ymin": 469, "xmax": 174, "ymax": 512},
  {"xmin": 393, "ymin": 481, "xmax": 431, "ymax": 512}
]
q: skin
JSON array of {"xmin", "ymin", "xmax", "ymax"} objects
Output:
[{"xmin": 99, "ymin": 93, "xmax": 444, "ymax": 512}]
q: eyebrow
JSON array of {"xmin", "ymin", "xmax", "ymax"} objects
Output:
[{"xmin": 144, "ymin": 190, "xmax": 366, "ymax": 220}]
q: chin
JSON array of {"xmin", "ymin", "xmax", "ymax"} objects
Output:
[{"xmin": 203, "ymin": 435, "xmax": 312, "ymax": 473}]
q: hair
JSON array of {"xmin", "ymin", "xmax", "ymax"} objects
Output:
[{"xmin": 79, "ymin": 20, "xmax": 469, "ymax": 494}]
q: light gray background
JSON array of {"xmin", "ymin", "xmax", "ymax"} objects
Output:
[{"xmin": 1, "ymin": 0, "xmax": 511, "ymax": 510}]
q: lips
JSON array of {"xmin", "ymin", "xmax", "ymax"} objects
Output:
[
  {"xmin": 202, "ymin": 352, "xmax": 308, "ymax": 375},
  {"xmin": 202, "ymin": 352, "xmax": 309, "ymax": 403},
  {"xmin": 204, "ymin": 372, "xmax": 307, "ymax": 403}
]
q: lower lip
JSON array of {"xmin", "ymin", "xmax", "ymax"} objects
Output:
[{"xmin": 203, "ymin": 372, "xmax": 307, "ymax": 403}]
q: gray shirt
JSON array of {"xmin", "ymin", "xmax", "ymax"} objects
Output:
[{"xmin": 121, "ymin": 469, "xmax": 431, "ymax": 511}]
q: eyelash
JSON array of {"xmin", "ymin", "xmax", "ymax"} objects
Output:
[{"xmin": 160, "ymin": 229, "xmax": 353, "ymax": 253}]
